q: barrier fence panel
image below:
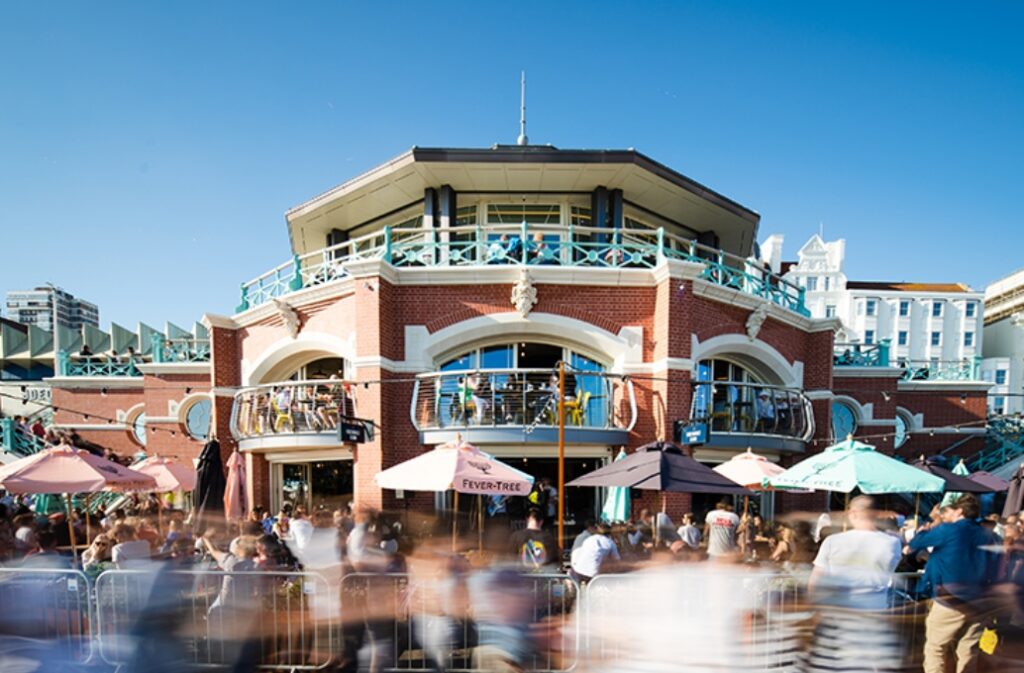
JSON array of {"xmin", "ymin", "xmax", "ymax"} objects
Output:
[
  {"xmin": 95, "ymin": 568, "xmax": 335, "ymax": 670},
  {"xmin": 0, "ymin": 567, "xmax": 94, "ymax": 667},
  {"xmin": 340, "ymin": 571, "xmax": 579, "ymax": 673}
]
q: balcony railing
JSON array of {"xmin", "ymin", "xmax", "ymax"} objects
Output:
[
  {"xmin": 237, "ymin": 222, "xmax": 808, "ymax": 316},
  {"xmin": 898, "ymin": 357, "xmax": 982, "ymax": 382},
  {"xmin": 151, "ymin": 335, "xmax": 211, "ymax": 363},
  {"xmin": 689, "ymin": 381, "xmax": 814, "ymax": 442},
  {"xmin": 0, "ymin": 418, "xmax": 47, "ymax": 458},
  {"xmin": 834, "ymin": 341, "xmax": 891, "ymax": 367},
  {"xmin": 231, "ymin": 380, "xmax": 358, "ymax": 440},
  {"xmin": 56, "ymin": 350, "xmax": 142, "ymax": 377},
  {"xmin": 411, "ymin": 368, "xmax": 637, "ymax": 434}
]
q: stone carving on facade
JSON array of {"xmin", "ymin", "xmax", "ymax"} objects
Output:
[
  {"xmin": 746, "ymin": 303, "xmax": 771, "ymax": 341},
  {"xmin": 272, "ymin": 298, "xmax": 301, "ymax": 338},
  {"xmin": 511, "ymin": 268, "xmax": 538, "ymax": 317}
]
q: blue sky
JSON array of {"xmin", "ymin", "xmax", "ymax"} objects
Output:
[{"xmin": 1, "ymin": 2, "xmax": 1022, "ymax": 328}]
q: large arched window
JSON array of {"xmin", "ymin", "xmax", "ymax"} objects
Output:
[
  {"xmin": 435, "ymin": 341, "xmax": 609, "ymax": 427},
  {"xmin": 693, "ymin": 358, "xmax": 809, "ymax": 438}
]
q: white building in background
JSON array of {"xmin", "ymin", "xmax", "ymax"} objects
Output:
[
  {"xmin": 982, "ymin": 269, "xmax": 1024, "ymax": 416},
  {"xmin": 761, "ymin": 234, "xmax": 984, "ymax": 366},
  {"xmin": 5, "ymin": 285, "xmax": 99, "ymax": 331}
]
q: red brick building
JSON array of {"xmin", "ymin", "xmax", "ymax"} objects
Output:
[{"xmin": 48, "ymin": 145, "xmax": 988, "ymax": 522}]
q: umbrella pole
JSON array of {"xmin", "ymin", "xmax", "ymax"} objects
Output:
[
  {"xmin": 843, "ymin": 492, "xmax": 850, "ymax": 531},
  {"xmin": 557, "ymin": 360, "xmax": 566, "ymax": 555},
  {"xmin": 914, "ymin": 492, "xmax": 920, "ymax": 529},
  {"xmin": 743, "ymin": 495, "xmax": 749, "ymax": 518},
  {"xmin": 65, "ymin": 493, "xmax": 77, "ymax": 563},
  {"xmin": 84, "ymin": 494, "xmax": 91, "ymax": 543},
  {"xmin": 477, "ymin": 494, "xmax": 484, "ymax": 552},
  {"xmin": 452, "ymin": 490, "xmax": 459, "ymax": 552}
]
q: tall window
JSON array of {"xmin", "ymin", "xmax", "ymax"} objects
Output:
[
  {"xmin": 823, "ymin": 277, "xmax": 831, "ymax": 291},
  {"xmin": 965, "ymin": 302, "xmax": 976, "ymax": 318},
  {"xmin": 825, "ymin": 305, "xmax": 836, "ymax": 318},
  {"xmin": 996, "ymin": 369, "xmax": 1007, "ymax": 385},
  {"xmin": 898, "ymin": 331, "xmax": 908, "ymax": 346},
  {"xmin": 864, "ymin": 330, "xmax": 875, "ymax": 345},
  {"xmin": 866, "ymin": 299, "xmax": 877, "ymax": 317},
  {"xmin": 964, "ymin": 332, "xmax": 974, "ymax": 347},
  {"xmin": 932, "ymin": 301, "xmax": 943, "ymax": 317},
  {"xmin": 806, "ymin": 277, "xmax": 818, "ymax": 292},
  {"xmin": 993, "ymin": 397, "xmax": 1006, "ymax": 415},
  {"xmin": 899, "ymin": 300, "xmax": 910, "ymax": 317},
  {"xmin": 931, "ymin": 332, "xmax": 942, "ymax": 347}
]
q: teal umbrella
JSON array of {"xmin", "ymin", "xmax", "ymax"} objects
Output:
[
  {"xmin": 770, "ymin": 437, "xmax": 944, "ymax": 494},
  {"xmin": 600, "ymin": 449, "xmax": 631, "ymax": 522},
  {"xmin": 941, "ymin": 459, "xmax": 971, "ymax": 507}
]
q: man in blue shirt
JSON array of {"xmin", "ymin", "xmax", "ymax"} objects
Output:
[{"xmin": 907, "ymin": 494, "xmax": 1000, "ymax": 673}]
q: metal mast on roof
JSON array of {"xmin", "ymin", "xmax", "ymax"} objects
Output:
[{"xmin": 517, "ymin": 71, "xmax": 528, "ymax": 146}]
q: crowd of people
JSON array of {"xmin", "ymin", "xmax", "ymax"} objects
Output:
[{"xmin": 1, "ymin": 488, "xmax": 1023, "ymax": 671}]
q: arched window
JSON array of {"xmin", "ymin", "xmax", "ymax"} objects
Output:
[
  {"xmin": 894, "ymin": 408, "xmax": 913, "ymax": 449},
  {"xmin": 831, "ymin": 402, "xmax": 858, "ymax": 441},
  {"xmin": 694, "ymin": 358, "xmax": 808, "ymax": 438},
  {"xmin": 184, "ymin": 397, "xmax": 213, "ymax": 441}
]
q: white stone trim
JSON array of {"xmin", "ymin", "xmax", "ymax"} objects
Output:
[
  {"xmin": 804, "ymin": 390, "xmax": 835, "ymax": 401},
  {"xmin": 46, "ymin": 377, "xmax": 143, "ymax": 390},
  {"xmin": 232, "ymin": 277, "xmax": 356, "ymax": 326},
  {"xmin": 243, "ymin": 330, "xmax": 357, "ymax": 386},
  {"xmin": 262, "ymin": 448, "xmax": 355, "ymax": 462},
  {"xmin": 690, "ymin": 333, "xmax": 804, "ymax": 388},
  {"xmin": 897, "ymin": 381, "xmax": 993, "ymax": 392},
  {"xmin": 202, "ymin": 313, "xmax": 237, "ymax": 330},
  {"xmin": 833, "ymin": 367, "xmax": 903, "ymax": 379},
  {"xmin": 620, "ymin": 357, "xmax": 694, "ymax": 374},
  {"xmin": 52, "ymin": 423, "xmax": 128, "ymax": 431},
  {"xmin": 351, "ymin": 356, "xmax": 423, "ymax": 373},
  {"xmin": 143, "ymin": 416, "xmax": 178, "ymax": 424},
  {"xmin": 136, "ymin": 363, "xmax": 211, "ymax": 376},
  {"xmin": 690, "ymin": 279, "xmax": 841, "ymax": 334}
]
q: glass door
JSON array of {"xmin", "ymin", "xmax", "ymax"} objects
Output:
[{"xmin": 277, "ymin": 463, "xmax": 311, "ymax": 512}]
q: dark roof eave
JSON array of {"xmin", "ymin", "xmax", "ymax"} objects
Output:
[{"xmin": 409, "ymin": 146, "xmax": 760, "ymax": 225}]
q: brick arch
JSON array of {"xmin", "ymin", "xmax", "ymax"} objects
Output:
[{"xmin": 426, "ymin": 304, "xmax": 622, "ymax": 336}]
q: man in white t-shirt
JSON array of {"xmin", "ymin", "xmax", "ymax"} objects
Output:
[
  {"xmin": 703, "ymin": 501, "xmax": 740, "ymax": 557},
  {"xmin": 288, "ymin": 507, "xmax": 315, "ymax": 554},
  {"xmin": 809, "ymin": 495, "xmax": 902, "ymax": 610},
  {"xmin": 570, "ymin": 523, "xmax": 620, "ymax": 581}
]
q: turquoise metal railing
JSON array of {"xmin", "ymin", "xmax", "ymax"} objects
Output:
[
  {"xmin": 237, "ymin": 222, "xmax": 810, "ymax": 316},
  {"xmin": 833, "ymin": 340, "xmax": 891, "ymax": 367},
  {"xmin": 899, "ymin": 357, "xmax": 982, "ymax": 382},
  {"xmin": 57, "ymin": 350, "xmax": 142, "ymax": 377},
  {"xmin": 151, "ymin": 335, "xmax": 211, "ymax": 363},
  {"xmin": 0, "ymin": 418, "xmax": 47, "ymax": 457},
  {"xmin": 965, "ymin": 416, "xmax": 1024, "ymax": 473}
]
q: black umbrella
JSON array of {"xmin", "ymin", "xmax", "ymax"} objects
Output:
[
  {"xmin": 1003, "ymin": 463, "xmax": 1024, "ymax": 518},
  {"xmin": 193, "ymin": 439, "xmax": 226, "ymax": 530},
  {"xmin": 912, "ymin": 457, "xmax": 997, "ymax": 494},
  {"xmin": 567, "ymin": 441, "xmax": 749, "ymax": 494}
]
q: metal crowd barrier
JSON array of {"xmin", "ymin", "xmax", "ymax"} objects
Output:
[
  {"xmin": 340, "ymin": 571, "xmax": 579, "ymax": 672},
  {"xmin": 0, "ymin": 566, "xmax": 95, "ymax": 667},
  {"xmin": 94, "ymin": 568, "xmax": 335, "ymax": 670}
]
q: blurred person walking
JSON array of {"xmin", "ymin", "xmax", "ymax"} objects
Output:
[{"xmin": 907, "ymin": 494, "xmax": 1000, "ymax": 673}]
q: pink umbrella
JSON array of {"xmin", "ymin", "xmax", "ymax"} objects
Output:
[
  {"xmin": 712, "ymin": 448, "xmax": 804, "ymax": 515},
  {"xmin": 135, "ymin": 455, "xmax": 198, "ymax": 493},
  {"xmin": 375, "ymin": 437, "xmax": 534, "ymax": 549},
  {"xmin": 0, "ymin": 445, "xmax": 157, "ymax": 559},
  {"xmin": 223, "ymin": 451, "xmax": 247, "ymax": 522}
]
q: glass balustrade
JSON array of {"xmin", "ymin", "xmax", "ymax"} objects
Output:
[
  {"xmin": 411, "ymin": 368, "xmax": 636, "ymax": 432},
  {"xmin": 689, "ymin": 381, "xmax": 815, "ymax": 442},
  {"xmin": 231, "ymin": 380, "xmax": 357, "ymax": 440}
]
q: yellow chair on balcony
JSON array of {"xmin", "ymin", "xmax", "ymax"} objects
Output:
[
  {"xmin": 272, "ymin": 397, "xmax": 294, "ymax": 433},
  {"xmin": 564, "ymin": 391, "xmax": 592, "ymax": 426}
]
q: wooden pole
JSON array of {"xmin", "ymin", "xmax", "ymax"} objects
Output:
[
  {"xmin": 914, "ymin": 492, "xmax": 921, "ymax": 529},
  {"xmin": 843, "ymin": 492, "xmax": 850, "ymax": 531},
  {"xmin": 84, "ymin": 494, "xmax": 91, "ymax": 543},
  {"xmin": 557, "ymin": 360, "xmax": 566, "ymax": 555},
  {"xmin": 477, "ymin": 494, "xmax": 484, "ymax": 552},
  {"xmin": 65, "ymin": 494, "xmax": 77, "ymax": 562},
  {"xmin": 452, "ymin": 490, "xmax": 459, "ymax": 552}
]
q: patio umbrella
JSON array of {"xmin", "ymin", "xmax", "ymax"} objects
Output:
[
  {"xmin": 770, "ymin": 438, "xmax": 944, "ymax": 495},
  {"xmin": 136, "ymin": 455, "xmax": 198, "ymax": 532},
  {"xmin": 223, "ymin": 451, "xmax": 247, "ymax": 522},
  {"xmin": 968, "ymin": 470, "xmax": 1010, "ymax": 492},
  {"xmin": 712, "ymin": 447, "xmax": 792, "ymax": 516},
  {"xmin": 569, "ymin": 441, "xmax": 749, "ymax": 543},
  {"xmin": 909, "ymin": 456, "xmax": 994, "ymax": 525},
  {"xmin": 0, "ymin": 445, "xmax": 156, "ymax": 559},
  {"xmin": 600, "ymin": 449, "xmax": 631, "ymax": 523},
  {"xmin": 193, "ymin": 438, "xmax": 226, "ymax": 532},
  {"xmin": 1002, "ymin": 463, "xmax": 1024, "ymax": 518},
  {"xmin": 374, "ymin": 436, "xmax": 535, "ymax": 549}
]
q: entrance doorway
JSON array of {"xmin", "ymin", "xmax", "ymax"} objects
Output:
[{"xmin": 274, "ymin": 459, "xmax": 353, "ymax": 513}]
